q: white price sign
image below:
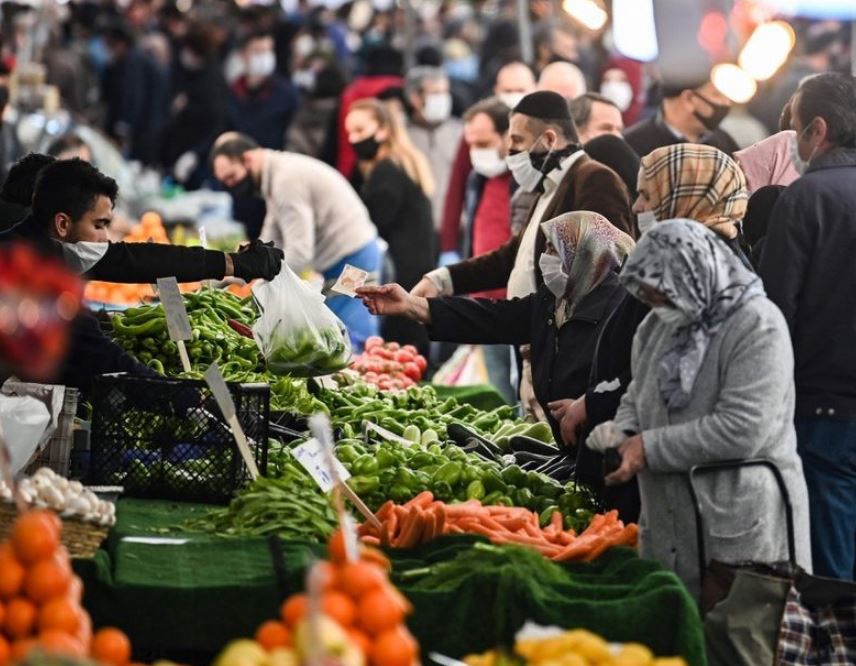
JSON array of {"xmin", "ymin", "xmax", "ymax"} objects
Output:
[{"xmin": 292, "ymin": 438, "xmax": 351, "ymax": 493}]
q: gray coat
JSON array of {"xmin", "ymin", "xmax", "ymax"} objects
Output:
[{"xmin": 614, "ymin": 297, "xmax": 811, "ymax": 598}]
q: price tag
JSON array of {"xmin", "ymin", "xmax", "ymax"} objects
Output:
[
  {"xmin": 204, "ymin": 363, "xmax": 260, "ymax": 479},
  {"xmin": 364, "ymin": 420, "xmax": 413, "ymax": 447},
  {"xmin": 198, "ymin": 226, "xmax": 208, "ymax": 249},
  {"xmin": 292, "ymin": 438, "xmax": 350, "ymax": 493},
  {"xmin": 157, "ymin": 277, "xmax": 193, "ymax": 372}
]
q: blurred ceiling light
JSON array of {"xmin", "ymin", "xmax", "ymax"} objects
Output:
[
  {"xmin": 697, "ymin": 11, "xmax": 729, "ymax": 57},
  {"xmin": 757, "ymin": 0, "xmax": 856, "ymax": 19},
  {"xmin": 611, "ymin": 0, "xmax": 658, "ymax": 62},
  {"xmin": 738, "ymin": 20, "xmax": 795, "ymax": 80},
  {"xmin": 176, "ymin": 0, "xmax": 193, "ymax": 12},
  {"xmin": 711, "ymin": 63, "xmax": 758, "ymax": 103},
  {"xmin": 562, "ymin": 0, "xmax": 608, "ymax": 32}
]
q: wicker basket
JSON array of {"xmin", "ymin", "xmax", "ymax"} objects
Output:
[{"xmin": 0, "ymin": 503, "xmax": 109, "ymax": 559}]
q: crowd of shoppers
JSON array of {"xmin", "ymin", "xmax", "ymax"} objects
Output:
[{"xmin": 0, "ymin": 0, "xmax": 854, "ymax": 600}]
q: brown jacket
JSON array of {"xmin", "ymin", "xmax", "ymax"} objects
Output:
[{"xmin": 447, "ymin": 154, "xmax": 634, "ymax": 295}]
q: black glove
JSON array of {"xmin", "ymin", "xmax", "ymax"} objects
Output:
[{"xmin": 230, "ymin": 240, "xmax": 284, "ymax": 281}]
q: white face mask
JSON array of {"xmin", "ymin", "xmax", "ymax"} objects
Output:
[
  {"xmin": 506, "ymin": 134, "xmax": 552, "ymax": 193},
  {"xmin": 539, "ymin": 252, "xmax": 568, "ymax": 299},
  {"xmin": 247, "ymin": 51, "xmax": 276, "ymax": 79},
  {"xmin": 423, "ymin": 92, "xmax": 452, "ymax": 124},
  {"xmin": 498, "ymin": 92, "xmax": 525, "ymax": 110},
  {"xmin": 790, "ymin": 124, "xmax": 817, "ymax": 176},
  {"xmin": 637, "ymin": 210, "xmax": 657, "ymax": 234},
  {"xmin": 292, "ymin": 69, "xmax": 316, "ymax": 91},
  {"xmin": 470, "ymin": 147, "xmax": 507, "ymax": 178},
  {"xmin": 599, "ymin": 80, "xmax": 633, "ymax": 112},
  {"xmin": 653, "ymin": 306, "xmax": 691, "ymax": 327}
]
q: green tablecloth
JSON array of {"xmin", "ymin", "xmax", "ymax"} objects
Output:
[
  {"xmin": 75, "ymin": 500, "xmax": 705, "ymax": 666},
  {"xmin": 431, "ymin": 384, "xmax": 510, "ymax": 410}
]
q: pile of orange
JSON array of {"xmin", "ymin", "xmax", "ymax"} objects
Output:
[
  {"xmin": 255, "ymin": 530, "xmax": 419, "ymax": 666},
  {"xmin": 125, "ymin": 213, "xmax": 169, "ymax": 244},
  {"xmin": 0, "ymin": 509, "xmax": 132, "ymax": 665}
]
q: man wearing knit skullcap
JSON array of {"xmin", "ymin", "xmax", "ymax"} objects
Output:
[{"xmin": 413, "ymin": 90, "xmax": 634, "ymax": 418}]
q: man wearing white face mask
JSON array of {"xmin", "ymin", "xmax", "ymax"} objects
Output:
[
  {"xmin": 227, "ymin": 31, "xmax": 299, "ymax": 152},
  {"xmin": 405, "ymin": 67, "xmax": 463, "ymax": 231},
  {"xmin": 760, "ymin": 73, "xmax": 856, "ymax": 581}
]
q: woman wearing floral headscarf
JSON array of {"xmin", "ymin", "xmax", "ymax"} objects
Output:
[
  {"xmin": 356, "ymin": 211, "xmax": 634, "ymax": 443},
  {"xmin": 587, "ymin": 219, "xmax": 811, "ymax": 598}
]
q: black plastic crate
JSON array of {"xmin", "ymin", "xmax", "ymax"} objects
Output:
[{"xmin": 88, "ymin": 373, "xmax": 270, "ymax": 504}]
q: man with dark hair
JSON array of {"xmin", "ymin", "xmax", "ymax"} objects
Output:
[
  {"xmin": 0, "ymin": 153, "xmax": 55, "ymax": 230},
  {"xmin": 569, "ymin": 93, "xmax": 624, "ymax": 143},
  {"xmin": 413, "ymin": 90, "xmax": 633, "ymax": 419},
  {"xmin": 623, "ymin": 79, "xmax": 739, "ymax": 157},
  {"xmin": 759, "ymin": 72, "xmax": 856, "ymax": 581},
  {"xmin": 46, "ymin": 134, "xmax": 93, "ymax": 162}
]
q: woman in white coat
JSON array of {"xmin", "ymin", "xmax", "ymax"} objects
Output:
[{"xmin": 588, "ymin": 218, "xmax": 811, "ymax": 599}]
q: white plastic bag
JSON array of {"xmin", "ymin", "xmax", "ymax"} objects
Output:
[{"xmin": 252, "ymin": 264, "xmax": 352, "ymax": 377}]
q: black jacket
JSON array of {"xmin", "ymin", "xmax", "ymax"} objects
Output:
[
  {"xmin": 623, "ymin": 111, "xmax": 739, "ymax": 158},
  {"xmin": 428, "ymin": 272, "xmax": 626, "ymax": 442},
  {"xmin": 759, "ymin": 147, "xmax": 856, "ymax": 417}
]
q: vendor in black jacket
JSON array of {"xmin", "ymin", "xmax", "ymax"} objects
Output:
[
  {"xmin": 1, "ymin": 158, "xmax": 283, "ymax": 392},
  {"xmin": 358, "ymin": 211, "xmax": 634, "ymax": 443}
]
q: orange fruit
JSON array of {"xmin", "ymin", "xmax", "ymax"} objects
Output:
[
  {"xmin": 280, "ymin": 594, "xmax": 308, "ymax": 628},
  {"xmin": 91, "ymin": 627, "xmax": 132, "ymax": 666},
  {"xmin": 347, "ymin": 628, "xmax": 372, "ymax": 657},
  {"xmin": 313, "ymin": 561, "xmax": 338, "ymax": 591},
  {"xmin": 24, "ymin": 558, "xmax": 71, "ymax": 603},
  {"xmin": 358, "ymin": 588, "xmax": 406, "ymax": 637},
  {"xmin": 0, "ymin": 600, "xmax": 5, "ymax": 627},
  {"xmin": 11, "ymin": 511, "xmax": 60, "ymax": 564},
  {"xmin": 322, "ymin": 591, "xmax": 356, "ymax": 628},
  {"xmin": 38, "ymin": 598, "xmax": 83, "ymax": 634},
  {"xmin": 10, "ymin": 638, "xmax": 37, "ymax": 661},
  {"xmin": 4, "ymin": 598, "xmax": 37, "ymax": 638},
  {"xmin": 338, "ymin": 562, "xmax": 386, "ymax": 599},
  {"xmin": 255, "ymin": 620, "xmax": 291, "ymax": 650},
  {"xmin": 0, "ymin": 636, "xmax": 9, "ymax": 665},
  {"xmin": 369, "ymin": 626, "xmax": 418, "ymax": 666},
  {"xmin": 0, "ymin": 545, "xmax": 25, "ymax": 599},
  {"xmin": 38, "ymin": 630, "xmax": 85, "ymax": 657},
  {"xmin": 360, "ymin": 548, "xmax": 391, "ymax": 573},
  {"xmin": 69, "ymin": 576, "xmax": 84, "ymax": 603}
]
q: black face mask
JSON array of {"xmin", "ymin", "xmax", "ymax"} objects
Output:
[
  {"xmin": 529, "ymin": 143, "xmax": 579, "ymax": 174},
  {"xmin": 227, "ymin": 172, "xmax": 256, "ymax": 198},
  {"xmin": 351, "ymin": 135, "xmax": 381, "ymax": 161},
  {"xmin": 692, "ymin": 91, "xmax": 730, "ymax": 132}
]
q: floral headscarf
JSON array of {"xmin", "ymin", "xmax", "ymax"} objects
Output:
[
  {"xmin": 541, "ymin": 211, "xmax": 635, "ymax": 317},
  {"xmin": 639, "ymin": 144, "xmax": 748, "ymax": 239},
  {"xmin": 619, "ymin": 219, "xmax": 765, "ymax": 410}
]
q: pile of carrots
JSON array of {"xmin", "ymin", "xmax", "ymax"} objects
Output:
[
  {"xmin": 84, "ymin": 211, "xmax": 201, "ymax": 305},
  {"xmin": 0, "ymin": 509, "xmax": 132, "ymax": 664},
  {"xmin": 358, "ymin": 492, "xmax": 638, "ymax": 563}
]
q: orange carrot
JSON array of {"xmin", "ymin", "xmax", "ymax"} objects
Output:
[
  {"xmin": 556, "ymin": 532, "xmax": 576, "ymax": 546},
  {"xmin": 551, "ymin": 533, "xmax": 603, "ymax": 562},
  {"xmin": 404, "ymin": 491, "xmax": 434, "ymax": 509},
  {"xmin": 551, "ymin": 511, "xmax": 563, "ymax": 532},
  {"xmin": 376, "ymin": 500, "xmax": 395, "ymax": 521},
  {"xmin": 361, "ymin": 536, "xmax": 381, "ymax": 547}
]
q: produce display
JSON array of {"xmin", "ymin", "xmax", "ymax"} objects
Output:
[
  {"xmin": 1, "ymin": 469, "xmax": 115, "ymax": 527},
  {"xmin": 183, "ymin": 463, "xmax": 338, "ymax": 543},
  {"xmin": 358, "ymin": 495, "xmax": 636, "ymax": 561},
  {"xmin": 348, "ymin": 337, "xmax": 428, "ymax": 390},
  {"xmin": 465, "ymin": 628, "xmax": 687, "ymax": 666},
  {"xmin": 0, "ymin": 509, "xmax": 131, "ymax": 664},
  {"xmin": 215, "ymin": 530, "xmax": 419, "ymax": 666}
]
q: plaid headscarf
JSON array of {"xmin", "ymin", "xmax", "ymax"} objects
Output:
[
  {"xmin": 541, "ymin": 211, "xmax": 635, "ymax": 321},
  {"xmin": 620, "ymin": 219, "xmax": 765, "ymax": 410},
  {"xmin": 639, "ymin": 144, "xmax": 748, "ymax": 239}
]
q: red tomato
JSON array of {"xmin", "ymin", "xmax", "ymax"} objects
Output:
[
  {"xmin": 402, "ymin": 362, "xmax": 421, "ymax": 381},
  {"xmin": 364, "ymin": 372, "xmax": 378, "ymax": 382},
  {"xmin": 371, "ymin": 348, "xmax": 393, "ymax": 360},
  {"xmin": 393, "ymin": 350, "xmax": 415, "ymax": 364},
  {"xmin": 385, "ymin": 342, "xmax": 401, "ymax": 352},
  {"xmin": 377, "ymin": 380, "xmax": 391, "ymax": 390},
  {"xmin": 402, "ymin": 345, "xmax": 418, "ymax": 355},
  {"xmin": 365, "ymin": 336, "xmax": 384, "ymax": 351},
  {"xmin": 414, "ymin": 355, "xmax": 428, "ymax": 373}
]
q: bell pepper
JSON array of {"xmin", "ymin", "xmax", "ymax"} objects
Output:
[
  {"xmin": 348, "ymin": 475, "xmax": 380, "ymax": 495},
  {"xmin": 433, "ymin": 461, "xmax": 463, "ymax": 486},
  {"xmin": 501, "ymin": 465, "xmax": 527, "ymax": 488},
  {"xmin": 353, "ymin": 455, "xmax": 379, "ymax": 476},
  {"xmin": 466, "ymin": 480, "xmax": 486, "ymax": 500}
]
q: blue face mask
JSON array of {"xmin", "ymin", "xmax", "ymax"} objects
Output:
[{"xmin": 445, "ymin": 55, "xmax": 479, "ymax": 83}]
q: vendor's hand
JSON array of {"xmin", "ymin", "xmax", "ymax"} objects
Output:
[
  {"xmin": 605, "ymin": 434, "xmax": 646, "ymax": 486},
  {"xmin": 559, "ymin": 396, "xmax": 588, "ymax": 448},
  {"xmin": 229, "ymin": 240, "xmax": 284, "ymax": 281},
  {"xmin": 411, "ymin": 277, "xmax": 439, "ymax": 299},
  {"xmin": 548, "ymin": 398, "xmax": 574, "ymax": 422},
  {"xmin": 356, "ymin": 284, "xmax": 431, "ymax": 323}
]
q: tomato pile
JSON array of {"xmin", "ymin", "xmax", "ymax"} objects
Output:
[{"xmin": 350, "ymin": 337, "xmax": 428, "ymax": 391}]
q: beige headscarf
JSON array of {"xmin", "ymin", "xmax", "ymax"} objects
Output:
[
  {"xmin": 639, "ymin": 144, "xmax": 748, "ymax": 239},
  {"xmin": 541, "ymin": 211, "xmax": 635, "ymax": 325},
  {"xmin": 734, "ymin": 130, "xmax": 800, "ymax": 194}
]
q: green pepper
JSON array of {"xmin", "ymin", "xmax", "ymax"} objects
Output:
[
  {"xmin": 335, "ymin": 444, "xmax": 361, "ymax": 464},
  {"xmin": 431, "ymin": 480, "xmax": 454, "ymax": 501},
  {"xmin": 146, "ymin": 358, "xmax": 165, "ymax": 375},
  {"xmin": 432, "ymin": 461, "xmax": 463, "ymax": 486},
  {"xmin": 353, "ymin": 455, "xmax": 379, "ymax": 476},
  {"xmin": 409, "ymin": 452, "xmax": 436, "ymax": 469},
  {"xmin": 494, "ymin": 496, "xmax": 514, "ymax": 507},
  {"xmin": 482, "ymin": 471, "xmax": 508, "ymax": 494},
  {"xmin": 111, "ymin": 314, "xmax": 166, "ymax": 337},
  {"xmin": 539, "ymin": 504, "xmax": 560, "ymax": 528},
  {"xmin": 394, "ymin": 467, "xmax": 417, "ymax": 489},
  {"xmin": 389, "ymin": 484, "xmax": 412, "ymax": 503},
  {"xmin": 466, "ymin": 480, "xmax": 486, "ymax": 500},
  {"xmin": 376, "ymin": 448, "xmax": 399, "ymax": 470},
  {"xmin": 141, "ymin": 337, "xmax": 158, "ymax": 351},
  {"xmin": 501, "ymin": 465, "xmax": 527, "ymax": 487},
  {"xmin": 347, "ymin": 475, "xmax": 380, "ymax": 495},
  {"xmin": 137, "ymin": 350, "xmax": 153, "ymax": 363},
  {"xmin": 515, "ymin": 487, "xmax": 535, "ymax": 509}
]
